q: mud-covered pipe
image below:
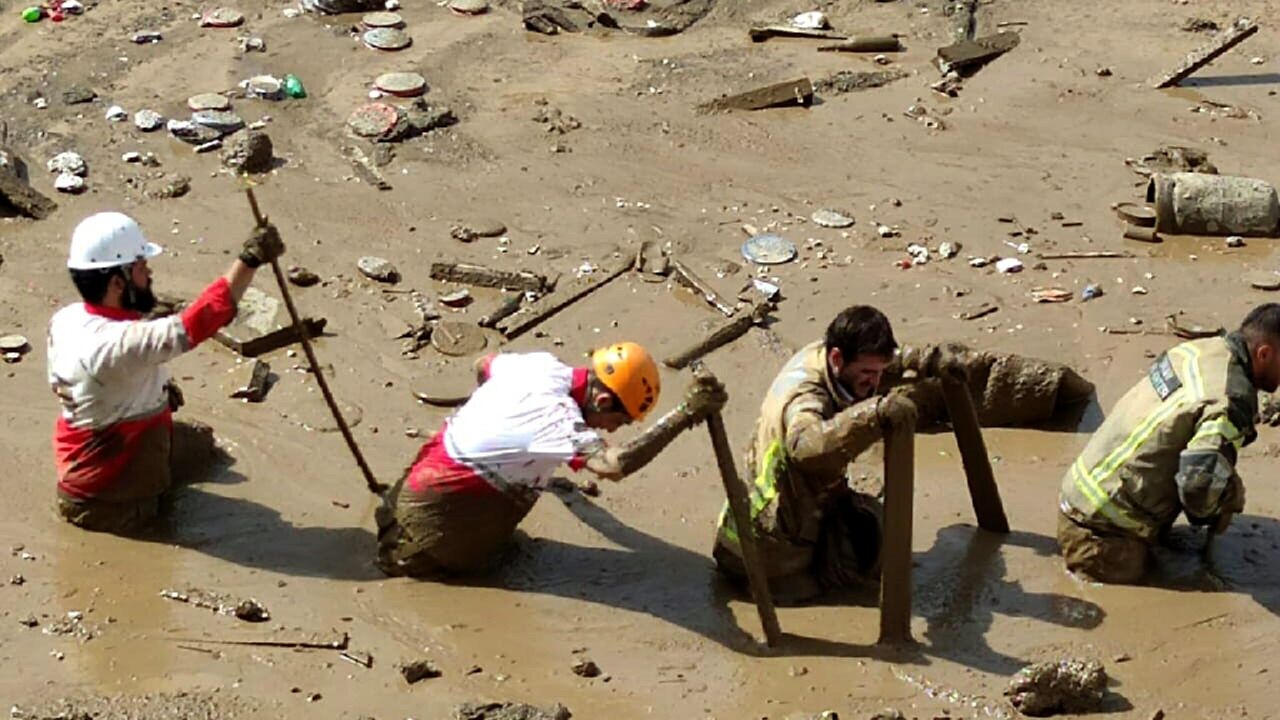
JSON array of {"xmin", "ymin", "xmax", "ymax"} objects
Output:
[{"xmin": 1148, "ymin": 172, "xmax": 1280, "ymax": 237}]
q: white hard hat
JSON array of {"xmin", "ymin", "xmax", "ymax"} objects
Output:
[{"xmin": 67, "ymin": 212, "xmax": 163, "ymax": 270}]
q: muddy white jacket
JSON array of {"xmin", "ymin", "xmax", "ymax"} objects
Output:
[{"xmin": 47, "ymin": 278, "xmax": 236, "ymax": 501}]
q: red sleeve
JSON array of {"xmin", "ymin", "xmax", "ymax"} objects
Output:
[
  {"xmin": 480, "ymin": 354, "xmax": 497, "ymax": 381},
  {"xmin": 568, "ymin": 455, "xmax": 586, "ymax": 472},
  {"xmin": 180, "ymin": 277, "xmax": 236, "ymax": 346}
]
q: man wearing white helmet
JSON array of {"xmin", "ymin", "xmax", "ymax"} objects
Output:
[{"xmin": 47, "ymin": 212, "xmax": 284, "ymax": 533}]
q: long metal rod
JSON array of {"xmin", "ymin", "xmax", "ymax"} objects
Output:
[
  {"xmin": 245, "ymin": 189, "xmax": 386, "ymax": 495},
  {"xmin": 706, "ymin": 411, "xmax": 782, "ymax": 647}
]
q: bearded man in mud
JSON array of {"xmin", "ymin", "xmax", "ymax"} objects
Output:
[
  {"xmin": 1058, "ymin": 304, "xmax": 1280, "ymax": 584},
  {"xmin": 48, "ymin": 212, "xmax": 284, "ymax": 534},
  {"xmin": 375, "ymin": 342, "xmax": 728, "ymax": 577}
]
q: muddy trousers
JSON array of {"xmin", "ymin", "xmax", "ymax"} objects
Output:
[
  {"xmin": 55, "ymin": 420, "xmax": 219, "ymax": 535},
  {"xmin": 715, "ymin": 492, "xmax": 883, "ymax": 604},
  {"xmin": 1056, "ymin": 511, "xmax": 1150, "ymax": 584},
  {"xmin": 375, "ymin": 482, "xmax": 536, "ymax": 578}
]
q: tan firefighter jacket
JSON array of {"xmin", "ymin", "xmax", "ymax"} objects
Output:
[{"xmin": 1060, "ymin": 333, "xmax": 1257, "ymax": 540}]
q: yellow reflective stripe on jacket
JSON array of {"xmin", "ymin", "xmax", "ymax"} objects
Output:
[
  {"xmin": 718, "ymin": 440, "xmax": 784, "ymax": 545},
  {"xmin": 1189, "ymin": 416, "xmax": 1244, "ymax": 450},
  {"xmin": 1070, "ymin": 344, "xmax": 1203, "ymax": 532}
]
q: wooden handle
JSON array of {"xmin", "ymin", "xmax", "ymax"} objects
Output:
[
  {"xmin": 941, "ymin": 378, "xmax": 1009, "ymax": 533},
  {"xmin": 878, "ymin": 414, "xmax": 916, "ymax": 645}
]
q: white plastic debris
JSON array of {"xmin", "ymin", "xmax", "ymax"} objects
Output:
[
  {"xmin": 47, "ymin": 152, "xmax": 86, "ymax": 176},
  {"xmin": 790, "ymin": 11, "xmax": 828, "ymax": 30},
  {"xmin": 386, "ymin": 0, "xmax": 401, "ymax": 8},
  {"xmin": 877, "ymin": 224, "xmax": 897, "ymax": 238},
  {"xmin": 121, "ymin": 152, "xmax": 143, "ymax": 163},
  {"xmin": 54, "ymin": 173, "xmax": 85, "ymax": 194},
  {"xmin": 33, "ymin": 98, "xmax": 48, "ymax": 110},
  {"xmin": 105, "ymin": 105, "xmax": 128, "ymax": 121},
  {"xmin": 968, "ymin": 257, "xmax": 989, "ymax": 268},
  {"xmin": 240, "ymin": 75, "xmax": 284, "ymax": 100},
  {"xmin": 907, "ymin": 243, "xmax": 930, "ymax": 266},
  {"xmin": 61, "ymin": 0, "xmax": 84, "ymax": 13},
  {"xmin": 1226, "ymin": 235, "xmax": 1245, "ymax": 248},
  {"xmin": 937, "ymin": 241, "xmax": 960, "ymax": 259},
  {"xmin": 283, "ymin": 7, "xmax": 302, "ymax": 18},
  {"xmin": 996, "ymin": 257, "xmax": 1024, "ymax": 274},
  {"xmin": 194, "ymin": 140, "xmax": 223, "ymax": 154}
]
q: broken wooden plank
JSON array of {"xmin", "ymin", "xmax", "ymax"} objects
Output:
[
  {"xmin": 1153, "ymin": 18, "xmax": 1259, "ymax": 89},
  {"xmin": 169, "ymin": 631, "xmax": 349, "ymax": 650},
  {"xmin": 228, "ymin": 359, "xmax": 272, "ymax": 402},
  {"xmin": 817, "ymin": 36, "xmax": 902, "ymax": 53},
  {"xmin": 670, "ymin": 259, "xmax": 735, "ymax": 317},
  {"xmin": 478, "ymin": 293, "xmax": 523, "ymax": 329},
  {"xmin": 664, "ymin": 301, "xmax": 768, "ymax": 369},
  {"xmin": 217, "ymin": 317, "xmax": 327, "ymax": 357},
  {"xmin": 697, "ymin": 78, "xmax": 814, "ymax": 114},
  {"xmin": 749, "ymin": 25, "xmax": 846, "ymax": 43},
  {"xmin": 934, "ymin": 31, "xmax": 1020, "ymax": 75},
  {"xmin": 497, "ymin": 255, "xmax": 634, "ymax": 339},
  {"xmin": 343, "ymin": 145, "xmax": 391, "ymax": 191},
  {"xmin": 0, "ymin": 167, "xmax": 57, "ymax": 219},
  {"xmin": 1037, "ymin": 251, "xmax": 1133, "ymax": 260},
  {"xmin": 430, "ymin": 262, "xmax": 551, "ymax": 293}
]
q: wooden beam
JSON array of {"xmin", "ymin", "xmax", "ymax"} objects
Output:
[
  {"xmin": 1153, "ymin": 18, "xmax": 1259, "ymax": 89},
  {"xmin": 878, "ymin": 408, "xmax": 915, "ymax": 645},
  {"xmin": 941, "ymin": 378, "xmax": 1010, "ymax": 533},
  {"xmin": 697, "ymin": 78, "xmax": 814, "ymax": 114},
  {"xmin": 496, "ymin": 255, "xmax": 633, "ymax": 338}
]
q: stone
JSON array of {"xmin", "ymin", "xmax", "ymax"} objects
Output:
[
  {"xmin": 54, "ymin": 173, "xmax": 85, "ymax": 194},
  {"xmin": 570, "ymin": 658, "xmax": 601, "ymax": 678},
  {"xmin": 811, "ymin": 208, "xmax": 854, "ymax": 228},
  {"xmin": 47, "ymin": 152, "xmax": 86, "ymax": 176},
  {"xmin": 192, "ymin": 110, "xmax": 245, "ymax": 134},
  {"xmin": 134, "ymin": 109, "xmax": 164, "ymax": 131},
  {"xmin": 167, "ymin": 120, "xmax": 223, "ymax": 145},
  {"xmin": 347, "ymin": 102, "xmax": 407, "ymax": 141},
  {"xmin": 201, "ymin": 7, "xmax": 245, "ymax": 27},
  {"xmin": 357, "ymin": 256, "xmax": 399, "ymax": 283},
  {"xmin": 144, "ymin": 174, "xmax": 191, "ymax": 200},
  {"xmin": 1005, "ymin": 659, "xmax": 1107, "ymax": 717},
  {"xmin": 221, "ymin": 131, "xmax": 274, "ymax": 174},
  {"xmin": 105, "ymin": 105, "xmax": 127, "ymax": 121},
  {"xmin": 455, "ymin": 702, "xmax": 571, "ymax": 720},
  {"xmin": 869, "ymin": 711, "xmax": 904, "ymax": 720},
  {"xmin": 188, "ymin": 93, "xmax": 232, "ymax": 112},
  {"xmin": 287, "ymin": 266, "xmax": 320, "ymax": 287},
  {"xmin": 400, "ymin": 659, "xmax": 441, "ymax": 684},
  {"xmin": 61, "ymin": 86, "xmax": 97, "ymax": 105}
]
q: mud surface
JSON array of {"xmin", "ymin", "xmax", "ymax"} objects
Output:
[{"xmin": 3, "ymin": 0, "xmax": 1280, "ymax": 718}]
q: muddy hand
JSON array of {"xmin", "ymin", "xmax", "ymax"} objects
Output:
[
  {"xmin": 240, "ymin": 222, "xmax": 285, "ymax": 268},
  {"xmin": 166, "ymin": 381, "xmax": 185, "ymax": 412},
  {"xmin": 878, "ymin": 391, "xmax": 918, "ymax": 430},
  {"xmin": 682, "ymin": 367, "xmax": 728, "ymax": 420}
]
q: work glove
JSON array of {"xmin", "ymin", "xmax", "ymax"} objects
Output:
[
  {"xmin": 680, "ymin": 369, "xmax": 728, "ymax": 421},
  {"xmin": 166, "ymin": 381, "xmax": 185, "ymax": 412},
  {"xmin": 239, "ymin": 223, "xmax": 285, "ymax": 269},
  {"xmin": 878, "ymin": 390, "xmax": 918, "ymax": 431}
]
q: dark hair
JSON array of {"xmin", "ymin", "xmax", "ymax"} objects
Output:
[
  {"xmin": 1241, "ymin": 303, "xmax": 1280, "ymax": 345},
  {"xmin": 824, "ymin": 305, "xmax": 898, "ymax": 359},
  {"xmin": 69, "ymin": 267, "xmax": 119, "ymax": 305}
]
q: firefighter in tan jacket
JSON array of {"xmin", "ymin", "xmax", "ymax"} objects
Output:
[{"xmin": 1058, "ymin": 305, "xmax": 1280, "ymax": 584}]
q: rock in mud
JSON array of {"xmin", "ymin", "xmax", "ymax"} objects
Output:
[
  {"xmin": 221, "ymin": 131, "xmax": 274, "ymax": 174},
  {"xmin": 167, "ymin": 119, "xmax": 223, "ymax": 145},
  {"xmin": 454, "ymin": 702, "xmax": 572, "ymax": 720},
  {"xmin": 868, "ymin": 710, "xmax": 904, "ymax": 720},
  {"xmin": 61, "ymin": 86, "xmax": 97, "ymax": 105},
  {"xmin": 144, "ymin": 173, "xmax": 191, "ymax": 200},
  {"xmin": 287, "ymin": 266, "xmax": 320, "ymax": 287},
  {"xmin": 47, "ymin": 151, "xmax": 86, "ymax": 176},
  {"xmin": 570, "ymin": 658, "xmax": 601, "ymax": 678},
  {"xmin": 134, "ymin": 109, "xmax": 164, "ymax": 132},
  {"xmin": 400, "ymin": 659, "xmax": 442, "ymax": 684},
  {"xmin": 1005, "ymin": 658, "xmax": 1107, "ymax": 716},
  {"xmin": 159, "ymin": 587, "xmax": 271, "ymax": 622},
  {"xmin": 357, "ymin": 256, "xmax": 399, "ymax": 283}
]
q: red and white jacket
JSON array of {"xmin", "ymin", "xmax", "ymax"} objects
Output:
[
  {"xmin": 403, "ymin": 352, "xmax": 603, "ymax": 502},
  {"xmin": 48, "ymin": 278, "xmax": 237, "ymax": 500}
]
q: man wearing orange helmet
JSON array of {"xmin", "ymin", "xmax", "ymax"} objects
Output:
[{"xmin": 375, "ymin": 341, "xmax": 726, "ymax": 577}]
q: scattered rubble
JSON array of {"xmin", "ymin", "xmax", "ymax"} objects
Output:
[
  {"xmin": 431, "ymin": 262, "xmax": 550, "ymax": 293},
  {"xmin": 61, "ymin": 86, "xmax": 96, "ymax": 105},
  {"xmin": 1005, "ymin": 659, "xmax": 1107, "ymax": 716},
  {"xmin": 454, "ymin": 702, "xmax": 572, "ymax": 720},
  {"xmin": 570, "ymin": 657, "xmax": 602, "ymax": 678},
  {"xmin": 134, "ymin": 109, "xmax": 164, "ymax": 132},
  {"xmin": 814, "ymin": 69, "xmax": 906, "ymax": 95},
  {"xmin": 357, "ymin": 256, "xmax": 400, "ymax": 283},
  {"xmin": 532, "ymin": 101, "xmax": 582, "ymax": 134},
  {"xmin": 400, "ymin": 658, "xmax": 442, "ymax": 684},
  {"xmin": 143, "ymin": 173, "xmax": 191, "ymax": 200},
  {"xmin": 160, "ymin": 588, "xmax": 271, "ymax": 622}
]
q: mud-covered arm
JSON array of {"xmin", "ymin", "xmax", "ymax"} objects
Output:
[
  {"xmin": 892, "ymin": 342, "xmax": 974, "ymax": 380},
  {"xmin": 584, "ymin": 371, "xmax": 727, "ymax": 480},
  {"xmin": 1178, "ymin": 408, "xmax": 1249, "ymax": 526},
  {"xmin": 784, "ymin": 393, "xmax": 884, "ymax": 489}
]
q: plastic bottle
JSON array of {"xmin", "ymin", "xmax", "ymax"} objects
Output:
[{"xmin": 283, "ymin": 74, "xmax": 306, "ymax": 99}]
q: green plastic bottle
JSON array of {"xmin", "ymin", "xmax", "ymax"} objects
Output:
[
  {"xmin": 283, "ymin": 74, "xmax": 306, "ymax": 99},
  {"xmin": 21, "ymin": 7, "xmax": 43, "ymax": 22}
]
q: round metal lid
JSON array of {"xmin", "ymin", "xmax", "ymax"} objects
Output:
[
  {"xmin": 201, "ymin": 7, "xmax": 245, "ymax": 27},
  {"xmin": 0, "ymin": 334, "xmax": 30, "ymax": 353},
  {"xmin": 811, "ymin": 209, "xmax": 854, "ymax": 228},
  {"xmin": 347, "ymin": 102, "xmax": 402, "ymax": 139},
  {"xmin": 1115, "ymin": 202, "xmax": 1157, "ymax": 227},
  {"xmin": 362, "ymin": 11, "xmax": 404, "ymax": 28},
  {"xmin": 363, "ymin": 27, "xmax": 412, "ymax": 51},
  {"xmin": 741, "ymin": 234, "xmax": 797, "ymax": 265},
  {"xmin": 374, "ymin": 72, "xmax": 427, "ymax": 97},
  {"xmin": 187, "ymin": 93, "xmax": 231, "ymax": 112},
  {"xmin": 431, "ymin": 321, "xmax": 487, "ymax": 356}
]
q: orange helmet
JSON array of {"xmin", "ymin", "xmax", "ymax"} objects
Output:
[{"xmin": 591, "ymin": 342, "xmax": 660, "ymax": 421}]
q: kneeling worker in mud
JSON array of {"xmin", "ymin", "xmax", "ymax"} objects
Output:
[
  {"xmin": 48, "ymin": 212, "xmax": 285, "ymax": 534},
  {"xmin": 712, "ymin": 306, "xmax": 958, "ymax": 603},
  {"xmin": 1058, "ymin": 304, "xmax": 1280, "ymax": 584},
  {"xmin": 376, "ymin": 342, "xmax": 727, "ymax": 577}
]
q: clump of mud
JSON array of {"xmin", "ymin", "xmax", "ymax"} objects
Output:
[
  {"xmin": 1005, "ymin": 658, "xmax": 1107, "ymax": 716},
  {"xmin": 455, "ymin": 701, "xmax": 572, "ymax": 720}
]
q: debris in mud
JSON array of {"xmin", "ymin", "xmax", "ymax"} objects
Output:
[
  {"xmin": 811, "ymin": 209, "xmax": 854, "ymax": 228},
  {"xmin": 2, "ymin": 334, "xmax": 32, "ymax": 363},
  {"xmin": 450, "ymin": 0, "xmax": 490, "ymax": 15},
  {"xmin": 167, "ymin": 119, "xmax": 223, "ymax": 145},
  {"xmin": 229, "ymin": 359, "xmax": 272, "ymax": 402},
  {"xmin": 1153, "ymin": 17, "xmax": 1258, "ymax": 89},
  {"xmin": 1005, "ymin": 658, "xmax": 1107, "ymax": 716},
  {"xmin": 430, "ymin": 262, "xmax": 550, "ymax": 293},
  {"xmin": 61, "ymin": 86, "xmax": 97, "ymax": 105},
  {"xmin": 19, "ymin": 615, "xmax": 39, "ymax": 628},
  {"xmin": 1182, "ymin": 18, "xmax": 1220, "ymax": 34},
  {"xmin": 134, "ymin": 109, "xmax": 165, "ymax": 132},
  {"xmin": 357, "ymin": 256, "xmax": 400, "ymax": 283},
  {"xmin": 54, "ymin": 173, "xmax": 85, "ymax": 194},
  {"xmin": 340, "ymin": 649, "xmax": 374, "ymax": 668},
  {"xmin": 288, "ymin": 266, "xmax": 320, "ymax": 287},
  {"xmin": 1148, "ymin": 172, "xmax": 1280, "ymax": 237},
  {"xmin": 698, "ymin": 77, "xmax": 814, "ymax": 113},
  {"xmin": 1128, "ymin": 145, "xmax": 1219, "ymax": 176},
  {"xmin": 302, "ymin": 0, "xmax": 385, "ymax": 13},
  {"xmin": 400, "ymin": 658, "xmax": 442, "ymax": 684},
  {"xmin": 221, "ymin": 131, "xmax": 274, "ymax": 174},
  {"xmin": 455, "ymin": 702, "xmax": 572, "ymax": 720},
  {"xmin": 935, "ymin": 31, "xmax": 1021, "ymax": 75},
  {"xmin": 10, "ymin": 573, "xmax": 25, "ymax": 585},
  {"xmin": 439, "ymin": 289, "xmax": 473, "ymax": 308},
  {"xmin": 376, "ymin": 71, "xmax": 427, "ymax": 98},
  {"xmin": 818, "ymin": 36, "xmax": 902, "ymax": 53},
  {"xmin": 748, "ymin": 25, "xmax": 846, "ymax": 43},
  {"xmin": 189, "ymin": 93, "xmax": 232, "ymax": 112},
  {"xmin": 431, "ymin": 320, "xmax": 487, "ymax": 356},
  {"xmin": 570, "ymin": 658, "xmax": 601, "ymax": 678},
  {"xmin": 348, "ymin": 102, "xmax": 409, "ymax": 142},
  {"xmin": 904, "ymin": 103, "xmax": 947, "ymax": 130},
  {"xmin": 47, "ymin": 151, "xmax": 86, "ymax": 177},
  {"xmin": 11, "ymin": 689, "xmax": 262, "ymax": 720},
  {"xmin": 159, "ymin": 587, "xmax": 271, "ymax": 623},
  {"xmin": 449, "ymin": 219, "xmax": 507, "ymax": 242},
  {"xmin": 42, "ymin": 611, "xmax": 98, "ymax": 642},
  {"xmin": 813, "ymin": 69, "xmax": 906, "ymax": 95},
  {"xmin": 192, "ymin": 110, "xmax": 245, "ymax": 135},
  {"xmin": 0, "ymin": 148, "xmax": 57, "ymax": 219},
  {"xmin": 363, "ymin": 26, "xmax": 413, "ymax": 51},
  {"xmin": 532, "ymin": 101, "xmax": 581, "ymax": 134},
  {"xmin": 143, "ymin": 173, "xmax": 191, "ymax": 200}
]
